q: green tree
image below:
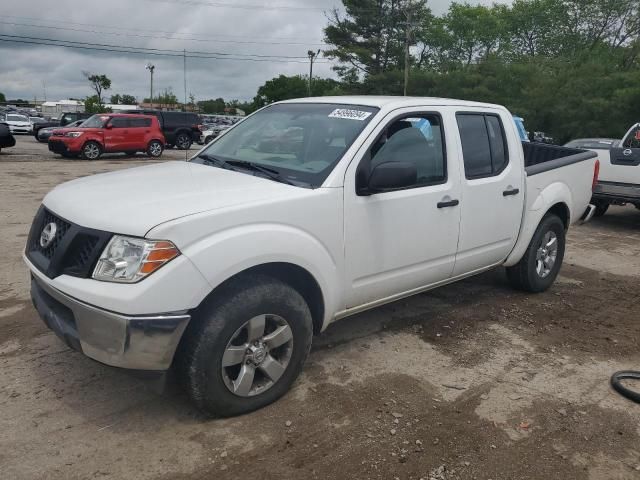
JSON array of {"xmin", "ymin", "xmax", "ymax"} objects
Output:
[
  {"xmin": 0, "ymin": 92, "xmax": 5, "ymax": 103},
  {"xmin": 83, "ymin": 72, "xmax": 112, "ymax": 105},
  {"xmin": 198, "ymin": 97, "xmax": 226, "ymax": 114},
  {"xmin": 85, "ymin": 95, "xmax": 112, "ymax": 113},
  {"xmin": 324, "ymin": 0, "xmax": 433, "ymax": 80},
  {"xmin": 253, "ymin": 75, "xmax": 339, "ymax": 108},
  {"xmin": 110, "ymin": 94, "xmax": 137, "ymax": 105},
  {"xmin": 144, "ymin": 87, "xmax": 178, "ymax": 106}
]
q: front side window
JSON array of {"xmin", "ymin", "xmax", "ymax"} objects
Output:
[
  {"xmin": 363, "ymin": 114, "xmax": 446, "ymax": 189},
  {"xmin": 81, "ymin": 115, "xmax": 110, "ymax": 128},
  {"xmin": 192, "ymin": 103, "xmax": 378, "ymax": 187},
  {"xmin": 457, "ymin": 113, "xmax": 509, "ymax": 179},
  {"xmin": 623, "ymin": 126, "xmax": 640, "ymax": 149}
]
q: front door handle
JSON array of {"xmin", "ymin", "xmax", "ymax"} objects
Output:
[
  {"xmin": 503, "ymin": 188, "xmax": 520, "ymax": 196},
  {"xmin": 437, "ymin": 199, "xmax": 460, "ymax": 208}
]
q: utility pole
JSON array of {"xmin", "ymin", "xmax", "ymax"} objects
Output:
[
  {"xmin": 183, "ymin": 49, "xmax": 187, "ymax": 112},
  {"xmin": 307, "ymin": 49, "xmax": 320, "ymax": 96},
  {"xmin": 146, "ymin": 64, "xmax": 155, "ymax": 107},
  {"xmin": 403, "ymin": 0, "xmax": 415, "ymax": 96}
]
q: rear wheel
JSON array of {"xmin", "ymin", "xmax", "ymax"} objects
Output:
[
  {"xmin": 175, "ymin": 133, "xmax": 192, "ymax": 150},
  {"xmin": 179, "ymin": 274, "xmax": 313, "ymax": 417},
  {"xmin": 81, "ymin": 141, "xmax": 102, "ymax": 160},
  {"xmin": 146, "ymin": 140, "xmax": 163, "ymax": 158},
  {"xmin": 507, "ymin": 214, "xmax": 565, "ymax": 293}
]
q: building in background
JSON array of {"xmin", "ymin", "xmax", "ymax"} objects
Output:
[{"xmin": 40, "ymin": 99, "xmax": 84, "ymax": 115}]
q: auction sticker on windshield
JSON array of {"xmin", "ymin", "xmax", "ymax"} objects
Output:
[{"xmin": 328, "ymin": 109, "xmax": 373, "ymax": 121}]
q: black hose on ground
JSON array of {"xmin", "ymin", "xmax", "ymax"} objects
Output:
[{"xmin": 610, "ymin": 371, "xmax": 640, "ymax": 404}]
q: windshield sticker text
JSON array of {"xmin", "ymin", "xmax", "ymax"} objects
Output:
[{"xmin": 328, "ymin": 109, "xmax": 372, "ymax": 121}]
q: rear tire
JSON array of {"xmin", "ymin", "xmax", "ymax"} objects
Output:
[
  {"xmin": 81, "ymin": 141, "xmax": 102, "ymax": 160},
  {"xmin": 506, "ymin": 214, "xmax": 565, "ymax": 293},
  {"xmin": 146, "ymin": 140, "xmax": 163, "ymax": 158},
  {"xmin": 593, "ymin": 200, "xmax": 609, "ymax": 217},
  {"xmin": 179, "ymin": 274, "xmax": 313, "ymax": 417},
  {"xmin": 175, "ymin": 133, "xmax": 192, "ymax": 150}
]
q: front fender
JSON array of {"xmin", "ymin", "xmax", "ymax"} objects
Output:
[
  {"xmin": 504, "ymin": 181, "xmax": 572, "ymax": 267},
  {"xmin": 178, "ymin": 223, "xmax": 341, "ymax": 330}
]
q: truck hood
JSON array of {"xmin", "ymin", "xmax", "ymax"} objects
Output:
[{"xmin": 43, "ymin": 161, "xmax": 300, "ymax": 237}]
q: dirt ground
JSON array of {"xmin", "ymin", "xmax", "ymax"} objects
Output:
[{"xmin": 1, "ymin": 136, "xmax": 639, "ymax": 480}]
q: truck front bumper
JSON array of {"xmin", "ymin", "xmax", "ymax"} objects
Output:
[{"xmin": 30, "ymin": 276, "xmax": 190, "ymax": 371}]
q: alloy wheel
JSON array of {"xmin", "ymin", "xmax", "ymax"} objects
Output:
[
  {"xmin": 221, "ymin": 314, "xmax": 294, "ymax": 397},
  {"xmin": 535, "ymin": 230, "xmax": 558, "ymax": 278}
]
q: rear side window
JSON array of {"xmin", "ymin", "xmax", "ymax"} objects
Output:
[
  {"xmin": 163, "ymin": 112, "xmax": 198, "ymax": 127},
  {"xmin": 110, "ymin": 117, "xmax": 128, "ymax": 128},
  {"xmin": 129, "ymin": 117, "xmax": 152, "ymax": 127},
  {"xmin": 456, "ymin": 113, "xmax": 509, "ymax": 179}
]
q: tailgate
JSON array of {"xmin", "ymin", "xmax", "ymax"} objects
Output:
[{"xmin": 592, "ymin": 148, "xmax": 640, "ymax": 185}]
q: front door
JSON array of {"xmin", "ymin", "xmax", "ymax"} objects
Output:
[
  {"xmin": 344, "ymin": 110, "xmax": 462, "ymax": 309},
  {"xmin": 452, "ymin": 110, "xmax": 524, "ymax": 276}
]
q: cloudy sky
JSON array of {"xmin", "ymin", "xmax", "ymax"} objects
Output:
[{"xmin": 0, "ymin": 0, "xmax": 500, "ymax": 104}]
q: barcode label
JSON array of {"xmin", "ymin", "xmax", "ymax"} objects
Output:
[{"xmin": 328, "ymin": 109, "xmax": 372, "ymax": 121}]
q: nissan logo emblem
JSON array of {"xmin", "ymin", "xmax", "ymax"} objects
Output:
[
  {"xmin": 623, "ymin": 149, "xmax": 632, "ymax": 156},
  {"xmin": 40, "ymin": 222, "xmax": 57, "ymax": 248}
]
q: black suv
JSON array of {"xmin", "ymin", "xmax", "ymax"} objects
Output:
[{"xmin": 122, "ymin": 110, "xmax": 202, "ymax": 149}]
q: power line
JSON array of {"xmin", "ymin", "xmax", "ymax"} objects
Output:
[
  {"xmin": 132, "ymin": 0, "xmax": 328, "ymax": 11},
  {"xmin": 0, "ymin": 35, "xmax": 330, "ymax": 63},
  {"xmin": 2, "ymin": 15, "xmax": 327, "ymax": 43},
  {"xmin": 0, "ymin": 34, "xmax": 323, "ymax": 60},
  {"xmin": 0, "ymin": 20, "xmax": 329, "ymax": 47}
]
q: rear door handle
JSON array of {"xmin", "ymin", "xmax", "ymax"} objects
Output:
[
  {"xmin": 437, "ymin": 199, "xmax": 460, "ymax": 208},
  {"xmin": 503, "ymin": 188, "xmax": 520, "ymax": 196}
]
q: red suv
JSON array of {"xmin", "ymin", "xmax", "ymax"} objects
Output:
[{"xmin": 48, "ymin": 114, "xmax": 165, "ymax": 160}]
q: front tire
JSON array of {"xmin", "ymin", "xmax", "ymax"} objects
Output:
[
  {"xmin": 179, "ymin": 274, "xmax": 313, "ymax": 417},
  {"xmin": 506, "ymin": 214, "xmax": 565, "ymax": 293},
  {"xmin": 81, "ymin": 141, "xmax": 102, "ymax": 160},
  {"xmin": 146, "ymin": 140, "xmax": 163, "ymax": 157}
]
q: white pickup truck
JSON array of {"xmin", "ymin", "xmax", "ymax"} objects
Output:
[
  {"xmin": 590, "ymin": 123, "xmax": 640, "ymax": 216},
  {"xmin": 25, "ymin": 97, "xmax": 598, "ymax": 416}
]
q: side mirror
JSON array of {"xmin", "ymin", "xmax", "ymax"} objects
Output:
[
  {"xmin": 360, "ymin": 161, "xmax": 417, "ymax": 195},
  {"xmin": 105, "ymin": 123, "xmax": 113, "ymax": 130}
]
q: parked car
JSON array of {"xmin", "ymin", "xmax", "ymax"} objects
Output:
[
  {"xmin": 3, "ymin": 113, "xmax": 32, "ymax": 134},
  {"xmin": 564, "ymin": 138, "xmax": 620, "ymax": 150},
  {"xmin": 122, "ymin": 109, "xmax": 202, "ymax": 149},
  {"xmin": 198, "ymin": 123, "xmax": 232, "ymax": 144},
  {"xmin": 589, "ymin": 123, "xmax": 640, "ymax": 215},
  {"xmin": 59, "ymin": 112, "xmax": 93, "ymax": 127},
  {"xmin": 531, "ymin": 131, "xmax": 554, "ymax": 144},
  {"xmin": 37, "ymin": 120, "xmax": 85, "ymax": 143},
  {"xmin": 25, "ymin": 97, "xmax": 598, "ymax": 416},
  {"xmin": 48, "ymin": 113, "xmax": 165, "ymax": 159},
  {"xmin": 0, "ymin": 122, "xmax": 16, "ymax": 152}
]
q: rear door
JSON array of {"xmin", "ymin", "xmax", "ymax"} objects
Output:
[
  {"xmin": 452, "ymin": 109, "xmax": 524, "ymax": 276},
  {"xmin": 128, "ymin": 117, "xmax": 152, "ymax": 149},
  {"xmin": 104, "ymin": 117, "xmax": 130, "ymax": 151}
]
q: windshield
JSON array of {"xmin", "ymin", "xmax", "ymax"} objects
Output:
[
  {"xmin": 81, "ymin": 115, "xmax": 110, "ymax": 128},
  {"xmin": 7, "ymin": 114, "xmax": 28, "ymax": 122},
  {"xmin": 192, "ymin": 103, "xmax": 379, "ymax": 187}
]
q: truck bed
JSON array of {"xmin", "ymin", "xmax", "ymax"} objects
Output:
[{"xmin": 522, "ymin": 142, "xmax": 596, "ymax": 174}]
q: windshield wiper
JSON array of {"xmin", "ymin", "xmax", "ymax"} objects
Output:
[
  {"xmin": 196, "ymin": 153, "xmax": 233, "ymax": 170},
  {"xmin": 224, "ymin": 159, "xmax": 296, "ymax": 186}
]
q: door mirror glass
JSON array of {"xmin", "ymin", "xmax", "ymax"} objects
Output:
[
  {"xmin": 366, "ymin": 161, "xmax": 417, "ymax": 193},
  {"xmin": 105, "ymin": 123, "xmax": 113, "ymax": 129}
]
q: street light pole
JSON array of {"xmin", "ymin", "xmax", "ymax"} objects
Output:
[
  {"xmin": 146, "ymin": 64, "xmax": 155, "ymax": 107},
  {"xmin": 307, "ymin": 49, "xmax": 320, "ymax": 96}
]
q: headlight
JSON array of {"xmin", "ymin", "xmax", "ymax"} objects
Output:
[
  {"xmin": 92, "ymin": 235, "xmax": 180, "ymax": 283},
  {"xmin": 64, "ymin": 131, "xmax": 83, "ymax": 138}
]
